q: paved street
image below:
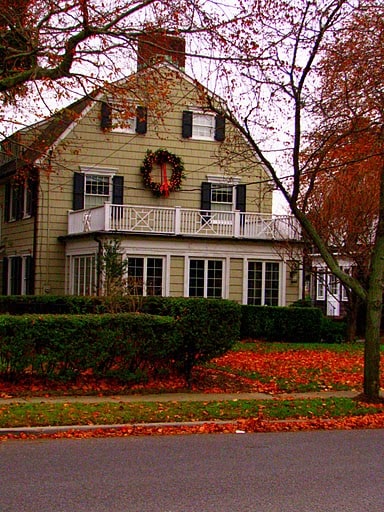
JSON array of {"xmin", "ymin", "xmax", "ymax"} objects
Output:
[{"xmin": 1, "ymin": 429, "xmax": 384, "ymax": 511}]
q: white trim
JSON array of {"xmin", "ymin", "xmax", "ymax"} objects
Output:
[
  {"xmin": 206, "ymin": 174, "xmax": 241, "ymax": 185},
  {"xmin": 80, "ymin": 166, "xmax": 118, "ymax": 175}
]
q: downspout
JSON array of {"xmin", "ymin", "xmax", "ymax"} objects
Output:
[
  {"xmin": 94, "ymin": 236, "xmax": 103, "ymax": 296},
  {"xmin": 32, "ymin": 166, "xmax": 39, "ymax": 294}
]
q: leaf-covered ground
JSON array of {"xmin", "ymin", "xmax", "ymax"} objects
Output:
[{"xmin": 1, "ymin": 341, "xmax": 382, "ymax": 398}]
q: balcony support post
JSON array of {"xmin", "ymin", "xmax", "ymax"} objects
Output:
[
  {"xmin": 233, "ymin": 210, "xmax": 240, "ymax": 238},
  {"xmin": 175, "ymin": 206, "xmax": 181, "ymax": 235}
]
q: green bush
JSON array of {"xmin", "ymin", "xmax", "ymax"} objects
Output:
[
  {"xmin": 0, "ymin": 296, "xmax": 241, "ymax": 384},
  {"xmin": 0, "ymin": 295, "xmax": 105, "ymax": 315},
  {"xmin": 241, "ymin": 305, "xmax": 323, "ymax": 343},
  {"xmin": 320, "ymin": 317, "xmax": 347, "ymax": 343},
  {"xmin": 0, "ymin": 313, "xmax": 179, "ymax": 381},
  {"xmin": 142, "ymin": 297, "xmax": 241, "ymax": 383}
]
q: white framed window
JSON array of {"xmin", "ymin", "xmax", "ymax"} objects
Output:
[
  {"xmin": 111, "ymin": 100, "xmax": 137, "ymax": 133},
  {"xmin": 211, "ymin": 184, "xmax": 233, "ymax": 212},
  {"xmin": 182, "ymin": 110, "xmax": 225, "ymax": 142},
  {"xmin": 316, "ymin": 270, "xmax": 326, "ymax": 300},
  {"xmin": 247, "ymin": 261, "xmax": 280, "ymax": 306},
  {"xmin": 126, "ymin": 256, "xmax": 164, "ymax": 296},
  {"xmin": 3, "ymin": 255, "xmax": 34, "ymax": 295},
  {"xmin": 192, "ymin": 112, "xmax": 215, "ymax": 140},
  {"xmin": 84, "ymin": 174, "xmax": 112, "ymax": 208},
  {"xmin": 101, "ymin": 100, "xmax": 147, "ymax": 135},
  {"xmin": 188, "ymin": 258, "xmax": 224, "ymax": 298},
  {"xmin": 71, "ymin": 254, "xmax": 97, "ymax": 296},
  {"xmin": 6, "ymin": 181, "xmax": 34, "ymax": 221}
]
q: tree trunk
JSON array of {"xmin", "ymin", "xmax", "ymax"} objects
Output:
[
  {"xmin": 346, "ymin": 297, "xmax": 358, "ymax": 342},
  {"xmin": 363, "ymin": 164, "xmax": 384, "ymax": 401}
]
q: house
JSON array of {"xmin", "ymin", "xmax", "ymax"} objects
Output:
[
  {"xmin": 0, "ymin": 33, "xmax": 302, "ymax": 305},
  {"xmin": 304, "ymin": 250, "xmax": 357, "ymax": 318}
]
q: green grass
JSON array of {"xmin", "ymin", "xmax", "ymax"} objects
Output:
[{"xmin": 0, "ymin": 397, "xmax": 382, "ymax": 429}]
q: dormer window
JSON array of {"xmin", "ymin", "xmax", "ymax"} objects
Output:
[{"xmin": 101, "ymin": 101, "xmax": 147, "ymax": 134}]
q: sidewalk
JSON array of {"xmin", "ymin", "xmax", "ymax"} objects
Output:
[{"xmin": 0, "ymin": 389, "xmax": 361, "ymax": 405}]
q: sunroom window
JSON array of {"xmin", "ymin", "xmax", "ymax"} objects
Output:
[
  {"xmin": 189, "ymin": 259, "xmax": 223, "ymax": 298},
  {"xmin": 247, "ymin": 261, "xmax": 280, "ymax": 306},
  {"xmin": 126, "ymin": 257, "xmax": 163, "ymax": 296}
]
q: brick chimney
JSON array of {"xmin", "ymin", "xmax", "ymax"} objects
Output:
[{"xmin": 137, "ymin": 32, "xmax": 186, "ymax": 71}]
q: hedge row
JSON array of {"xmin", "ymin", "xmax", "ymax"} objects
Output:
[
  {"xmin": 0, "ymin": 298, "xmax": 242, "ymax": 383},
  {"xmin": 240, "ymin": 305, "xmax": 323, "ymax": 343},
  {"xmin": 0, "ymin": 313, "xmax": 177, "ymax": 381}
]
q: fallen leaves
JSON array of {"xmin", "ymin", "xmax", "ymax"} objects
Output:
[{"xmin": 2, "ymin": 412, "xmax": 384, "ymax": 442}]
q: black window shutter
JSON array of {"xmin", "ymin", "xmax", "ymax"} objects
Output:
[
  {"xmin": 11, "ymin": 256, "xmax": 22, "ymax": 295},
  {"xmin": 25, "ymin": 256, "xmax": 34, "ymax": 295},
  {"xmin": 236, "ymin": 184, "xmax": 246, "ymax": 212},
  {"xmin": 136, "ymin": 106, "xmax": 147, "ymax": 134},
  {"xmin": 15, "ymin": 185, "xmax": 24, "ymax": 221},
  {"xmin": 214, "ymin": 114, "xmax": 226, "ymax": 141},
  {"xmin": 2, "ymin": 257, "xmax": 8, "ymax": 295},
  {"xmin": 201, "ymin": 182, "xmax": 212, "ymax": 224},
  {"xmin": 112, "ymin": 176, "xmax": 124, "ymax": 204},
  {"xmin": 73, "ymin": 172, "xmax": 84, "ymax": 210},
  {"xmin": 4, "ymin": 183, "xmax": 10, "ymax": 222},
  {"xmin": 101, "ymin": 101, "xmax": 112, "ymax": 130},
  {"xmin": 182, "ymin": 110, "xmax": 193, "ymax": 138},
  {"xmin": 27, "ymin": 175, "xmax": 39, "ymax": 217}
]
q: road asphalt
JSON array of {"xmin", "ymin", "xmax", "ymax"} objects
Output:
[{"xmin": 0, "ymin": 389, "xmax": 372, "ymax": 436}]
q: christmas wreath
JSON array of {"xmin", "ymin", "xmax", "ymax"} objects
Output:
[{"xmin": 140, "ymin": 149, "xmax": 185, "ymax": 197}]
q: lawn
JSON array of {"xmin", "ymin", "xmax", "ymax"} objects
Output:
[{"xmin": 1, "ymin": 340, "xmax": 382, "ymax": 398}]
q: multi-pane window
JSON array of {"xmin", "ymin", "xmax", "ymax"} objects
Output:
[
  {"xmin": 189, "ymin": 259, "xmax": 223, "ymax": 298},
  {"xmin": 111, "ymin": 101, "xmax": 137, "ymax": 133},
  {"xmin": 211, "ymin": 184, "xmax": 233, "ymax": 212},
  {"xmin": 3, "ymin": 255, "xmax": 34, "ymax": 295},
  {"xmin": 5, "ymin": 181, "xmax": 34, "ymax": 221},
  {"xmin": 100, "ymin": 100, "xmax": 147, "ymax": 134},
  {"xmin": 248, "ymin": 261, "xmax": 280, "ymax": 306},
  {"xmin": 316, "ymin": 270, "xmax": 326, "ymax": 300},
  {"xmin": 84, "ymin": 174, "xmax": 111, "ymax": 208},
  {"xmin": 192, "ymin": 113, "xmax": 215, "ymax": 140},
  {"xmin": 72, "ymin": 255, "xmax": 96, "ymax": 296},
  {"xmin": 127, "ymin": 257, "xmax": 163, "ymax": 296}
]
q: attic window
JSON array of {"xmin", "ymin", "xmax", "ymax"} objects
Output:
[
  {"xmin": 101, "ymin": 101, "xmax": 147, "ymax": 134},
  {"xmin": 182, "ymin": 110, "xmax": 225, "ymax": 141}
]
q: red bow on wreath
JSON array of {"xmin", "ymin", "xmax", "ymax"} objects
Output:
[{"xmin": 159, "ymin": 162, "xmax": 170, "ymax": 197}]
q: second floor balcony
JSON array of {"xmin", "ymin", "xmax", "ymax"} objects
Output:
[{"xmin": 67, "ymin": 204, "xmax": 301, "ymax": 241}]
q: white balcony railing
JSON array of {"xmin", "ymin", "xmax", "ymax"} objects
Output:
[{"xmin": 67, "ymin": 204, "xmax": 301, "ymax": 241}]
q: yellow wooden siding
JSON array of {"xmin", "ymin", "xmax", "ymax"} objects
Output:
[
  {"xmin": 285, "ymin": 276, "xmax": 301, "ymax": 306},
  {"xmin": 169, "ymin": 256, "xmax": 184, "ymax": 296},
  {"xmin": 228, "ymin": 258, "xmax": 243, "ymax": 302}
]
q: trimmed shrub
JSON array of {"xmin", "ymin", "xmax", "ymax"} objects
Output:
[
  {"xmin": 0, "ymin": 313, "xmax": 179, "ymax": 381},
  {"xmin": 142, "ymin": 296, "xmax": 241, "ymax": 383},
  {"xmin": 0, "ymin": 295, "xmax": 105, "ymax": 315},
  {"xmin": 320, "ymin": 317, "xmax": 347, "ymax": 343},
  {"xmin": 241, "ymin": 305, "xmax": 323, "ymax": 343}
]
